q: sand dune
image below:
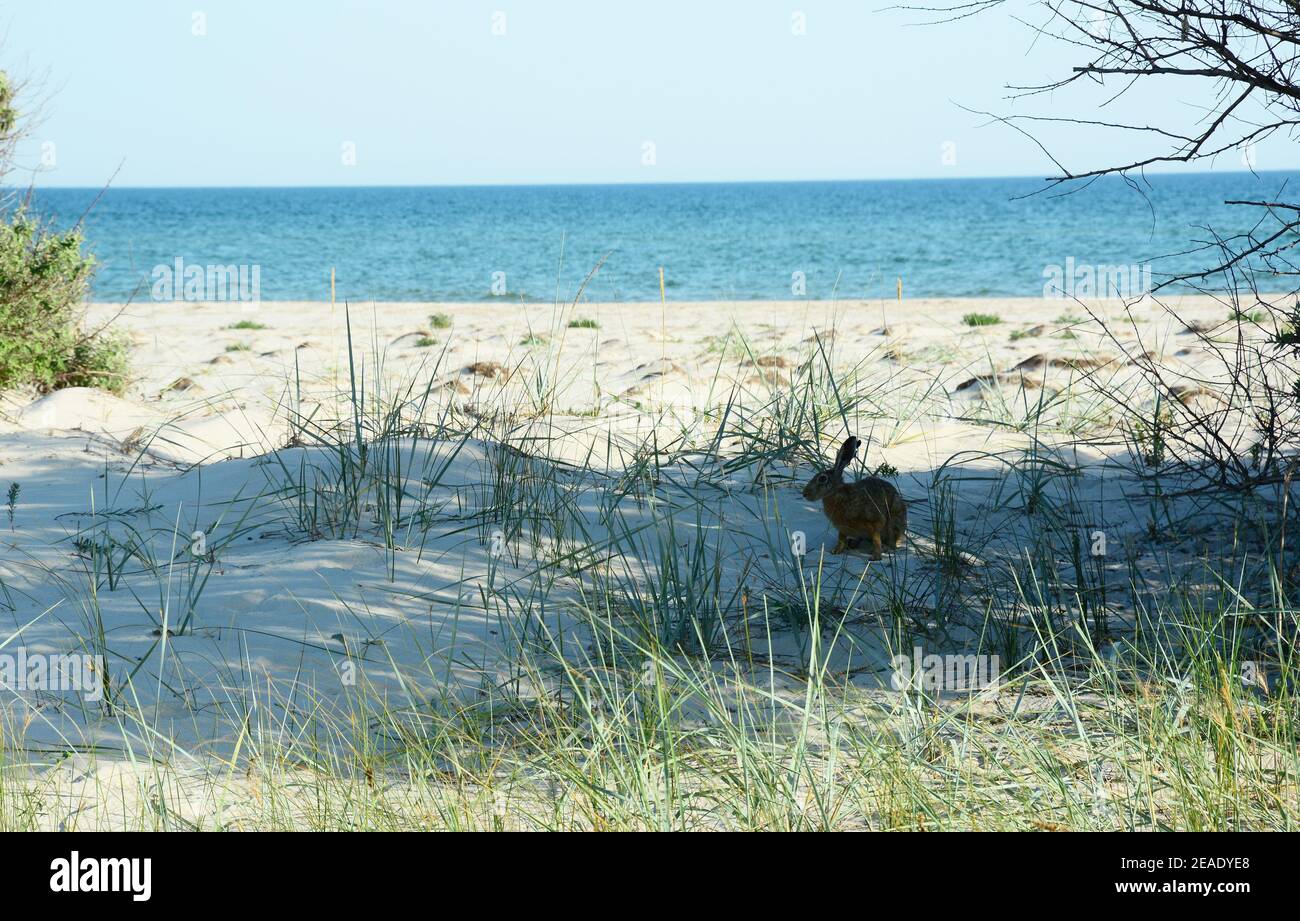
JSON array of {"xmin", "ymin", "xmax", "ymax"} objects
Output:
[{"xmin": 0, "ymin": 293, "xmax": 1283, "ymax": 827}]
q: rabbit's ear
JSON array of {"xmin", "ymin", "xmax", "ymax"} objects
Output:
[{"xmin": 833, "ymin": 437, "xmax": 860, "ymax": 472}]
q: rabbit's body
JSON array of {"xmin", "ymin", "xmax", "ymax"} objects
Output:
[
  {"xmin": 802, "ymin": 437, "xmax": 906, "ymax": 560},
  {"xmin": 821, "ymin": 477, "xmax": 906, "ymax": 558}
]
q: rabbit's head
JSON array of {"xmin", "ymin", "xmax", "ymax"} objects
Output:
[{"xmin": 801, "ymin": 436, "xmax": 860, "ymax": 501}]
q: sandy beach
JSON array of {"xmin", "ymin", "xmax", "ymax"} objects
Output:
[
  {"xmin": 35, "ymin": 292, "xmax": 1238, "ymax": 450},
  {"xmin": 0, "ymin": 292, "xmax": 1280, "ymax": 828}
]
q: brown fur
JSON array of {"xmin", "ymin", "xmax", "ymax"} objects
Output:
[{"xmin": 802, "ymin": 438, "xmax": 907, "ymax": 560}]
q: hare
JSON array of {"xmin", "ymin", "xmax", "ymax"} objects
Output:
[{"xmin": 801, "ymin": 436, "xmax": 906, "ymax": 560}]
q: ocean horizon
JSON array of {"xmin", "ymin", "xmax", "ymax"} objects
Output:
[{"xmin": 21, "ymin": 171, "xmax": 1300, "ymax": 303}]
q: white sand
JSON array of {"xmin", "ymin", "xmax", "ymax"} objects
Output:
[{"xmin": 0, "ymin": 293, "xmax": 1275, "ymax": 824}]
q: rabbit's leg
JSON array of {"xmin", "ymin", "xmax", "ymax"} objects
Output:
[
  {"xmin": 831, "ymin": 533, "xmax": 849, "ymax": 554},
  {"xmin": 869, "ymin": 530, "xmax": 884, "ymax": 561}
]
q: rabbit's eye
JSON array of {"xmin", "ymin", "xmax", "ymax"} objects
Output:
[{"xmin": 817, "ymin": 474, "xmax": 827, "ymax": 482}]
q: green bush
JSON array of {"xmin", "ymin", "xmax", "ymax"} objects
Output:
[
  {"xmin": 0, "ymin": 65, "xmax": 126, "ymax": 394},
  {"xmin": 0, "ymin": 209, "xmax": 125, "ymax": 393}
]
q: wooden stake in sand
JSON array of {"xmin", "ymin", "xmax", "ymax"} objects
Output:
[{"xmin": 897, "ymin": 276, "xmax": 903, "ymax": 304}]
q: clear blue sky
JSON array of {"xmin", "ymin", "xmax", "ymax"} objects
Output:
[{"xmin": 7, "ymin": 0, "xmax": 1298, "ymax": 186}]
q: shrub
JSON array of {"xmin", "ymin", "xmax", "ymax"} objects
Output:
[
  {"xmin": 962, "ymin": 313, "xmax": 1000, "ymax": 327},
  {"xmin": 0, "ymin": 69, "xmax": 126, "ymax": 394},
  {"xmin": 0, "ymin": 209, "xmax": 126, "ymax": 393}
]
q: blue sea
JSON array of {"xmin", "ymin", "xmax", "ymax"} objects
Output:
[{"xmin": 21, "ymin": 173, "xmax": 1300, "ymax": 302}]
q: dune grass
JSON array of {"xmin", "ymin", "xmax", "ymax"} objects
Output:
[{"xmin": 1, "ymin": 296, "xmax": 1297, "ymax": 831}]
